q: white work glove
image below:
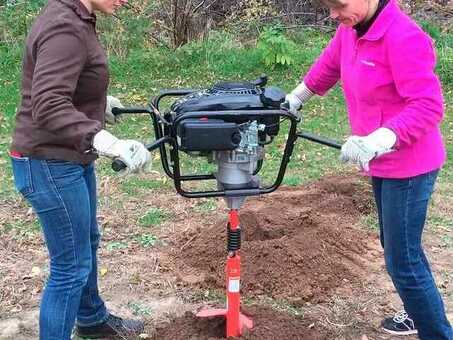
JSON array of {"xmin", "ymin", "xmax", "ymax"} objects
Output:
[
  {"xmin": 93, "ymin": 130, "xmax": 151, "ymax": 174},
  {"xmin": 282, "ymin": 82, "xmax": 314, "ymax": 116},
  {"xmin": 105, "ymin": 95, "xmax": 124, "ymax": 124},
  {"xmin": 340, "ymin": 128, "xmax": 397, "ymax": 171}
]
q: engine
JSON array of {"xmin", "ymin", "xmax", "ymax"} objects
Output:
[{"xmin": 167, "ymin": 76, "xmax": 286, "ymax": 208}]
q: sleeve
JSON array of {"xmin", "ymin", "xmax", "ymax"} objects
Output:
[
  {"xmin": 382, "ymin": 29, "xmax": 444, "ymax": 147},
  {"xmin": 31, "ymin": 20, "xmax": 102, "ymax": 152},
  {"xmin": 302, "ymin": 27, "xmax": 343, "ymax": 96}
]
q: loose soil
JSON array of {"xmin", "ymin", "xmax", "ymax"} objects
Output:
[
  {"xmin": 1, "ymin": 174, "xmax": 451, "ymax": 340},
  {"xmin": 152, "ymin": 305, "xmax": 334, "ymax": 340},
  {"xmin": 167, "ymin": 176, "xmax": 379, "ymax": 303}
]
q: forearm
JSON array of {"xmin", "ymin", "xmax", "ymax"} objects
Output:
[{"xmin": 302, "ymin": 27, "xmax": 343, "ymax": 96}]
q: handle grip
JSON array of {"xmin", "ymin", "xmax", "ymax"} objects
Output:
[
  {"xmin": 112, "ymin": 158, "xmax": 127, "ymax": 172},
  {"xmin": 111, "ymin": 107, "xmax": 153, "ymax": 117}
]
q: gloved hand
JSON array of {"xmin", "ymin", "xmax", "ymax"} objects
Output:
[
  {"xmin": 340, "ymin": 127, "xmax": 397, "ymax": 171},
  {"xmin": 105, "ymin": 95, "xmax": 124, "ymax": 124},
  {"xmin": 283, "ymin": 93, "xmax": 304, "ymax": 116},
  {"xmin": 92, "ymin": 130, "xmax": 151, "ymax": 174},
  {"xmin": 281, "ymin": 82, "xmax": 314, "ymax": 116}
]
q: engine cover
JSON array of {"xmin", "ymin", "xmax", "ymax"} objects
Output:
[
  {"xmin": 171, "ymin": 80, "xmax": 286, "ymax": 114},
  {"xmin": 170, "ymin": 77, "xmax": 285, "ymax": 141},
  {"xmin": 177, "ymin": 119, "xmax": 241, "ymax": 152}
]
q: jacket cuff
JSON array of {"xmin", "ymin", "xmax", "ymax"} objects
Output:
[
  {"xmin": 291, "ymin": 81, "xmax": 315, "ymax": 103},
  {"xmin": 81, "ymin": 123, "xmax": 103, "ymax": 154}
]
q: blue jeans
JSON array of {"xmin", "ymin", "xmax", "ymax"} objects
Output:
[
  {"xmin": 11, "ymin": 157, "xmax": 108, "ymax": 340},
  {"xmin": 372, "ymin": 170, "xmax": 453, "ymax": 340}
]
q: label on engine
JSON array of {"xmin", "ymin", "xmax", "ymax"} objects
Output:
[{"xmin": 228, "ymin": 279, "xmax": 240, "ymax": 293}]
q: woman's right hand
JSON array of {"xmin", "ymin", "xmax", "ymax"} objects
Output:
[
  {"xmin": 92, "ymin": 130, "xmax": 150, "ymax": 173},
  {"xmin": 282, "ymin": 81, "xmax": 315, "ymax": 116},
  {"xmin": 283, "ymin": 93, "xmax": 304, "ymax": 115}
]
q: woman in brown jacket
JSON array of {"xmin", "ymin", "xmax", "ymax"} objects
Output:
[{"xmin": 10, "ymin": 1, "xmax": 149, "ymax": 339}]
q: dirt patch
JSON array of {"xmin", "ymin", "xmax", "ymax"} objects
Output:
[
  {"xmin": 151, "ymin": 305, "xmax": 333, "ymax": 340},
  {"xmin": 166, "ymin": 176, "xmax": 380, "ymax": 303},
  {"xmin": 2, "ymin": 174, "xmax": 450, "ymax": 340}
]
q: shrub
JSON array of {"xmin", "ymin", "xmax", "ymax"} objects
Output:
[{"xmin": 257, "ymin": 25, "xmax": 297, "ymax": 68}]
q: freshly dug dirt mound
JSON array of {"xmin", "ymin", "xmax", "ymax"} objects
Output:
[
  {"xmin": 167, "ymin": 175, "xmax": 380, "ymax": 303},
  {"xmin": 152, "ymin": 305, "xmax": 333, "ymax": 340}
]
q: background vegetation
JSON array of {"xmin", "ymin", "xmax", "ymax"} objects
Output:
[{"xmin": 0, "ymin": 0, "xmax": 451, "ymax": 197}]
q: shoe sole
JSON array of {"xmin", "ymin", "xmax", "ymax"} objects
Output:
[{"xmin": 382, "ymin": 327, "xmax": 418, "ymax": 336}]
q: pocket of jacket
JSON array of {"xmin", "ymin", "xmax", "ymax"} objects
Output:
[{"xmin": 11, "ymin": 156, "xmax": 34, "ymax": 196}]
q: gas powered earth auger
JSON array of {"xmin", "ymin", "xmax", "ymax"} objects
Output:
[{"xmin": 111, "ymin": 75, "xmax": 341, "ymax": 338}]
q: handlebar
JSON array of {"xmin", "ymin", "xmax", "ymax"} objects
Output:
[
  {"xmin": 109, "ymin": 101, "xmax": 343, "ymax": 198},
  {"xmin": 297, "ymin": 132, "xmax": 342, "ymax": 149}
]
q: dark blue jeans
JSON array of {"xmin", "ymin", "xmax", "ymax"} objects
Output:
[
  {"xmin": 372, "ymin": 170, "xmax": 453, "ymax": 340},
  {"xmin": 11, "ymin": 157, "xmax": 108, "ymax": 340}
]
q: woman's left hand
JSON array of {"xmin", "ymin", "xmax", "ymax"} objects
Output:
[
  {"xmin": 105, "ymin": 95, "xmax": 123, "ymax": 124},
  {"xmin": 340, "ymin": 127, "xmax": 397, "ymax": 171}
]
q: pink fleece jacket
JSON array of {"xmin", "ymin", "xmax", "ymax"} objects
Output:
[{"xmin": 304, "ymin": 0, "xmax": 446, "ymax": 178}]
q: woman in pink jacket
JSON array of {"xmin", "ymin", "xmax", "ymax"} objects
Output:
[{"xmin": 285, "ymin": 0, "xmax": 452, "ymax": 338}]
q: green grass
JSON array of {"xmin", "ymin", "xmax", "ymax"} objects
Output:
[
  {"xmin": 135, "ymin": 233, "xmax": 160, "ymax": 248},
  {"xmin": 105, "ymin": 241, "xmax": 129, "ymax": 252},
  {"xmin": 427, "ymin": 215, "xmax": 453, "ymax": 249},
  {"xmin": 119, "ymin": 176, "xmax": 172, "ymax": 196},
  {"xmin": 429, "ymin": 215, "xmax": 453, "ymax": 229},
  {"xmin": 138, "ymin": 208, "xmax": 169, "ymax": 228},
  {"xmin": 358, "ymin": 214, "xmax": 379, "ymax": 231},
  {"xmin": 440, "ymin": 234, "xmax": 453, "ymax": 249},
  {"xmin": 258, "ymin": 296, "xmax": 306, "ymax": 317},
  {"xmin": 1, "ymin": 218, "xmax": 40, "ymax": 238},
  {"xmin": 282, "ymin": 175, "xmax": 304, "ymax": 187},
  {"xmin": 194, "ymin": 199, "xmax": 218, "ymax": 214},
  {"xmin": 127, "ymin": 302, "xmax": 153, "ymax": 316}
]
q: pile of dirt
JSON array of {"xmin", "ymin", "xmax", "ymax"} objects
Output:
[
  {"xmin": 166, "ymin": 175, "xmax": 380, "ymax": 303},
  {"xmin": 151, "ymin": 305, "xmax": 333, "ymax": 340}
]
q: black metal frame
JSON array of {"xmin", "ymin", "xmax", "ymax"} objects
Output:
[{"xmin": 112, "ymin": 89, "xmax": 341, "ymax": 199}]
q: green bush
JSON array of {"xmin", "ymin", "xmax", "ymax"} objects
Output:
[{"xmin": 257, "ymin": 25, "xmax": 297, "ymax": 68}]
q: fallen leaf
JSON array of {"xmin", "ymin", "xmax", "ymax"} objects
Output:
[
  {"xmin": 31, "ymin": 266, "xmax": 41, "ymax": 277},
  {"xmin": 100, "ymin": 267, "xmax": 108, "ymax": 277}
]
